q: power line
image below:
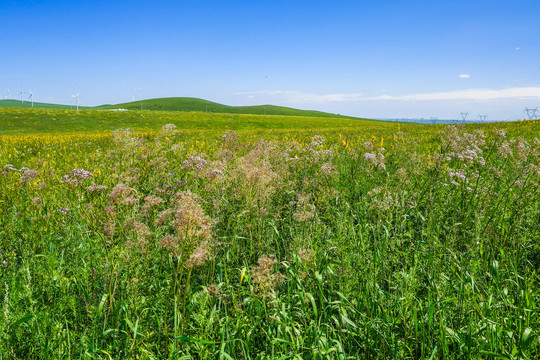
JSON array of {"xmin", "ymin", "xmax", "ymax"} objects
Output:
[{"xmin": 524, "ymin": 107, "xmax": 538, "ymax": 120}]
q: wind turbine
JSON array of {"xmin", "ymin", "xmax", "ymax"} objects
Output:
[
  {"xmin": 71, "ymin": 93, "xmax": 80, "ymax": 110},
  {"xmin": 20, "ymin": 90, "xmax": 24, "ymax": 103},
  {"xmin": 28, "ymin": 90, "xmax": 34, "ymax": 107},
  {"xmin": 7, "ymin": 89, "xmax": 10, "ymax": 100}
]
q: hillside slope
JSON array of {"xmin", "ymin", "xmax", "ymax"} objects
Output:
[
  {"xmin": 96, "ymin": 97, "xmax": 355, "ymax": 118},
  {"xmin": 0, "ymin": 99, "xmax": 89, "ymax": 110}
]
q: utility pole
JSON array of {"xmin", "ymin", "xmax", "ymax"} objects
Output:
[
  {"xmin": 524, "ymin": 108, "xmax": 538, "ymax": 120},
  {"xmin": 460, "ymin": 112, "xmax": 469, "ymax": 122}
]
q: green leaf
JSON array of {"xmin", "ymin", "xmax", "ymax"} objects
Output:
[
  {"xmin": 98, "ymin": 294, "xmax": 108, "ymax": 316},
  {"xmin": 177, "ymin": 336, "xmax": 216, "ymax": 344},
  {"xmin": 479, "ymin": 351, "xmax": 511, "ymax": 359},
  {"xmin": 10, "ymin": 314, "xmax": 34, "ymax": 329},
  {"xmin": 520, "ymin": 327, "xmax": 533, "ymax": 348}
]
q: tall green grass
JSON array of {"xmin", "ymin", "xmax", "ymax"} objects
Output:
[{"xmin": 0, "ymin": 120, "xmax": 539, "ymax": 359}]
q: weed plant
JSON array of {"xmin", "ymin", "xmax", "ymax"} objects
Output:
[{"xmin": 0, "ymin": 120, "xmax": 539, "ymax": 359}]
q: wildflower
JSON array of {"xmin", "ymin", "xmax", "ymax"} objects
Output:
[
  {"xmin": 173, "ymin": 191, "xmax": 212, "ymax": 242},
  {"xmin": 111, "ymin": 128, "xmax": 141, "ymax": 148},
  {"xmin": 309, "ymin": 135, "xmax": 326, "ymax": 148},
  {"xmin": 183, "ymin": 155, "xmax": 207, "ymax": 171},
  {"xmin": 221, "ymin": 130, "xmax": 239, "ymax": 148},
  {"xmin": 120, "ymin": 168, "xmax": 140, "ymax": 184},
  {"xmin": 159, "ymin": 234, "xmax": 178, "ymax": 254},
  {"xmin": 61, "ymin": 168, "xmax": 92, "ymax": 186},
  {"xmin": 154, "ymin": 208, "xmax": 173, "ymax": 226},
  {"xmin": 449, "ymin": 170, "xmax": 469, "ymax": 183},
  {"xmin": 87, "ymin": 185, "xmax": 107, "ymax": 192},
  {"xmin": 121, "ymin": 196, "xmax": 139, "ymax": 206},
  {"xmin": 310, "ymin": 148, "xmax": 334, "ymax": 162},
  {"xmin": 105, "ymin": 206, "xmax": 116, "ymax": 217},
  {"xmin": 498, "ymin": 141, "xmax": 512, "ymax": 158},
  {"xmin": 126, "ymin": 219, "xmax": 152, "ymax": 240},
  {"xmin": 206, "ymin": 284, "xmax": 223, "ymax": 298},
  {"xmin": 320, "ymin": 162, "xmax": 337, "ymax": 177},
  {"xmin": 184, "ymin": 240, "xmax": 213, "ymax": 269},
  {"xmin": 214, "ymin": 149, "xmax": 235, "ymax": 162},
  {"xmin": 57, "ymin": 208, "xmax": 71, "ymax": 216},
  {"xmin": 31, "ymin": 197, "xmax": 42, "ymax": 204},
  {"xmin": 514, "ymin": 137, "xmax": 528, "ymax": 161},
  {"xmin": 142, "ymin": 195, "xmax": 164, "ymax": 213},
  {"xmin": 205, "ymin": 168, "xmax": 224, "ymax": 180},
  {"xmin": 251, "ymin": 255, "xmax": 284, "ymax": 298},
  {"xmin": 298, "ymin": 248, "xmax": 315, "ymax": 265},
  {"xmin": 125, "ymin": 219, "xmax": 152, "ymax": 255},
  {"xmin": 495, "ymin": 128, "xmax": 507, "ymax": 140},
  {"xmin": 109, "ymin": 183, "xmax": 136, "ymax": 202},
  {"xmin": 293, "ymin": 193, "xmax": 316, "ymax": 222},
  {"xmin": 20, "ymin": 168, "xmax": 40, "ymax": 184},
  {"xmin": 3, "ymin": 164, "xmax": 19, "ymax": 175},
  {"xmin": 150, "ymin": 157, "xmax": 169, "ymax": 171},
  {"xmin": 363, "ymin": 152, "xmax": 386, "ymax": 170},
  {"xmin": 71, "ymin": 168, "xmax": 93, "ymax": 180},
  {"xmin": 441, "ymin": 126, "xmax": 486, "ymax": 166},
  {"xmin": 103, "ymin": 220, "xmax": 115, "ymax": 238},
  {"xmin": 158, "ymin": 123, "xmax": 179, "ymax": 137}
]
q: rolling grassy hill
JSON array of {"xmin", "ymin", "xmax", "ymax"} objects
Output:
[
  {"xmin": 2, "ymin": 97, "xmax": 356, "ymax": 118},
  {"xmin": 0, "ymin": 99, "xmax": 90, "ymax": 110},
  {"xmin": 97, "ymin": 97, "xmax": 356, "ymax": 118}
]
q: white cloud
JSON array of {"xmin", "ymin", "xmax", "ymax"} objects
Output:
[
  {"xmin": 368, "ymin": 87, "xmax": 540, "ymax": 101},
  {"xmin": 458, "ymin": 74, "xmax": 470, "ymax": 79},
  {"xmin": 237, "ymin": 87, "xmax": 540, "ymax": 104}
]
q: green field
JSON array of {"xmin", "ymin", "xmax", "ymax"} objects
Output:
[
  {"xmin": 1, "ymin": 110, "xmax": 539, "ymax": 359},
  {"xmin": 0, "ymin": 107, "xmax": 374, "ymax": 135}
]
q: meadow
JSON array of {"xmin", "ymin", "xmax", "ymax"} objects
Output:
[{"xmin": 0, "ymin": 108, "xmax": 539, "ymax": 359}]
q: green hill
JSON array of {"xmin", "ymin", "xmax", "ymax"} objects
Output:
[
  {"xmin": 0, "ymin": 99, "xmax": 90, "ymax": 110},
  {"xmin": 96, "ymin": 97, "xmax": 355, "ymax": 118},
  {"xmin": 1, "ymin": 96, "xmax": 357, "ymax": 119}
]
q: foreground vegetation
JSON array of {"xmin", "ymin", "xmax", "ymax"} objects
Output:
[{"xmin": 0, "ymin": 115, "xmax": 539, "ymax": 359}]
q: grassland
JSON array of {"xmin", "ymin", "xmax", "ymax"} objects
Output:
[
  {"xmin": 0, "ymin": 107, "xmax": 372, "ymax": 135},
  {"xmin": 0, "ymin": 99, "xmax": 91, "ymax": 110},
  {"xmin": 0, "ymin": 109, "xmax": 539, "ymax": 359},
  {"xmin": 97, "ymin": 97, "xmax": 354, "ymax": 118},
  {"xmin": 2, "ymin": 97, "xmax": 353, "ymax": 118}
]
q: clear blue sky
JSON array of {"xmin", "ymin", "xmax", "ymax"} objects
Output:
[{"xmin": 2, "ymin": 0, "xmax": 540, "ymax": 119}]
